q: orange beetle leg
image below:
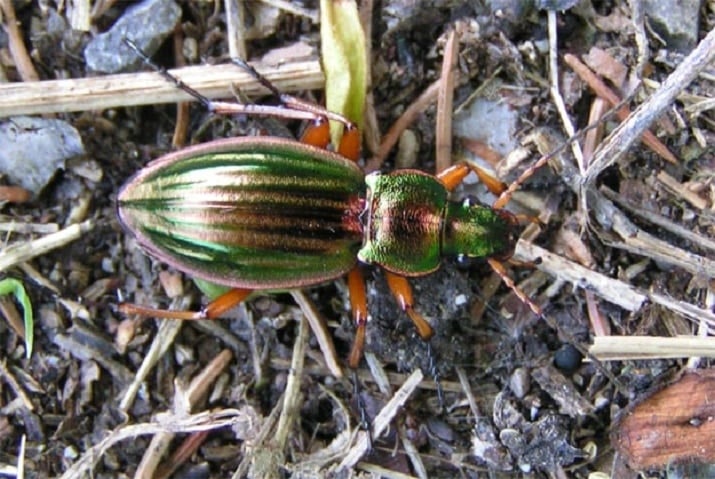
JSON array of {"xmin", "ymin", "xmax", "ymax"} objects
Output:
[
  {"xmin": 299, "ymin": 117, "xmax": 331, "ymax": 149},
  {"xmin": 337, "ymin": 124, "xmax": 361, "ymax": 163},
  {"xmin": 384, "ymin": 272, "xmax": 433, "ymax": 340},
  {"xmin": 347, "ymin": 267, "xmax": 368, "ymax": 369},
  {"xmin": 119, "ymin": 288, "xmax": 253, "ymax": 320},
  {"xmin": 437, "ymin": 162, "xmax": 507, "ymax": 195}
]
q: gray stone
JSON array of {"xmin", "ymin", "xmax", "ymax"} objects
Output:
[
  {"xmin": 0, "ymin": 117, "xmax": 85, "ymax": 195},
  {"xmin": 84, "ymin": 0, "xmax": 181, "ymax": 73},
  {"xmin": 643, "ymin": 0, "xmax": 702, "ymax": 52}
]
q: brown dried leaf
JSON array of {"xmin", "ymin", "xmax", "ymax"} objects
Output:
[{"xmin": 612, "ymin": 369, "xmax": 715, "ymax": 469}]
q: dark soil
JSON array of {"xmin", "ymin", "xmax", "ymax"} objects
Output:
[{"xmin": 0, "ymin": 1, "xmax": 713, "ymax": 478}]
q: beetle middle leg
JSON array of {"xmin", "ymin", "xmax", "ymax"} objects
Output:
[
  {"xmin": 346, "ymin": 267, "xmax": 368, "ymax": 369},
  {"xmin": 384, "ymin": 271, "xmax": 446, "ymax": 408},
  {"xmin": 384, "ymin": 272, "xmax": 434, "ymax": 340}
]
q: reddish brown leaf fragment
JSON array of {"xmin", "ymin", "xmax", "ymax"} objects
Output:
[{"xmin": 612, "ymin": 369, "xmax": 715, "ymax": 470}]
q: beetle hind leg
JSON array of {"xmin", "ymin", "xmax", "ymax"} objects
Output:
[{"xmin": 119, "ymin": 288, "xmax": 253, "ymax": 320}]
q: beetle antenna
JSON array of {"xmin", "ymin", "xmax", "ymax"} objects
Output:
[
  {"xmin": 487, "ymin": 258, "xmax": 542, "ymax": 316},
  {"xmin": 123, "ymin": 38, "xmax": 213, "ymax": 110},
  {"xmin": 426, "ymin": 342, "xmax": 445, "ymax": 413}
]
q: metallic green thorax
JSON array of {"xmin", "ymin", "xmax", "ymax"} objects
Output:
[
  {"xmin": 359, "ymin": 171, "xmax": 444, "ymax": 275},
  {"xmin": 359, "ymin": 171, "xmax": 515, "ymax": 276},
  {"xmin": 117, "ymin": 137, "xmax": 365, "ymax": 289}
]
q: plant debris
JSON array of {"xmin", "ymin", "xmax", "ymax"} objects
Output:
[{"xmin": 0, "ymin": 1, "xmax": 713, "ymax": 477}]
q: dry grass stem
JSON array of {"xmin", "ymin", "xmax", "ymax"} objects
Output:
[
  {"xmin": 435, "ymin": 28, "xmax": 458, "ymax": 174},
  {"xmin": 338, "ymin": 369, "xmax": 424, "ymax": 471},
  {"xmin": 602, "ymin": 186, "xmax": 715, "ymax": 254},
  {"xmin": 656, "ymin": 170, "xmax": 709, "ymax": 210},
  {"xmin": 548, "ymin": 11, "xmax": 584, "ymax": 174},
  {"xmin": 291, "ymin": 290, "xmax": 342, "ymax": 377},
  {"xmin": 0, "ymin": 60, "xmax": 323, "ymax": 117},
  {"xmin": 364, "ymin": 352, "xmax": 392, "ymax": 394},
  {"xmin": 269, "ymin": 355, "xmax": 468, "ymax": 393},
  {"xmin": 0, "ymin": 220, "xmax": 94, "ymax": 272},
  {"xmin": 274, "ymin": 311, "xmax": 308, "ymax": 448},
  {"xmin": 137, "ymin": 349, "xmax": 233, "ymax": 478},
  {"xmin": 59, "ymin": 409, "xmax": 243, "ymax": 479},
  {"xmin": 591, "ymin": 193, "xmax": 715, "ymax": 278},
  {"xmin": 225, "ymin": 0, "xmax": 247, "ymax": 60},
  {"xmin": 0, "ymin": 222, "xmax": 58, "ymax": 235},
  {"xmin": 590, "ymin": 336, "xmax": 715, "ymax": 360},
  {"xmin": 261, "ymin": 0, "xmax": 319, "ymax": 22},
  {"xmin": 0, "ymin": 360, "xmax": 34, "ymax": 411},
  {"xmin": 515, "ymin": 241, "xmax": 645, "ymax": 311},
  {"xmin": 517, "ymin": 241, "xmax": 715, "ymax": 328},
  {"xmin": 118, "ymin": 310, "xmax": 186, "ymax": 411},
  {"xmin": 455, "ymin": 366, "xmax": 481, "ymax": 419}
]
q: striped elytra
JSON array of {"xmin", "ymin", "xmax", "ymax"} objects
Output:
[{"xmin": 117, "ymin": 136, "xmax": 366, "ymax": 289}]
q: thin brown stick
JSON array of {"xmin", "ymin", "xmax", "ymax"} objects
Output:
[
  {"xmin": 359, "ymin": 0, "xmax": 382, "ymax": 156},
  {"xmin": 365, "ymin": 79, "xmax": 440, "ymax": 172},
  {"xmin": 564, "ymin": 53, "xmax": 678, "ymax": 165},
  {"xmin": 0, "ymin": 0, "xmax": 39, "ymax": 81},
  {"xmin": 171, "ymin": 30, "xmax": 190, "ymax": 148},
  {"xmin": 436, "ymin": 28, "xmax": 458, "ymax": 173}
]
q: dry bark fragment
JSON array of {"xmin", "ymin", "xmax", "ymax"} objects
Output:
[{"xmin": 612, "ymin": 369, "xmax": 715, "ymax": 470}]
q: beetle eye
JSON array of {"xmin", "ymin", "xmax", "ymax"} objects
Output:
[{"xmin": 456, "ymin": 254, "xmax": 476, "ymax": 270}]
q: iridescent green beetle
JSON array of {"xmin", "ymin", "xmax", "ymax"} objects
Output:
[{"xmin": 117, "ymin": 49, "xmax": 541, "ymax": 369}]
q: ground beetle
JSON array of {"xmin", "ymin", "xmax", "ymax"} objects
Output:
[{"xmin": 117, "ymin": 42, "xmax": 542, "ymax": 369}]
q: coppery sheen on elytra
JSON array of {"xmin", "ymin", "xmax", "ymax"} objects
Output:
[{"xmin": 118, "ymin": 136, "xmax": 515, "ymax": 291}]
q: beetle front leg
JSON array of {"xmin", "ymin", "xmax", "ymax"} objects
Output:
[
  {"xmin": 384, "ymin": 272, "xmax": 433, "ymax": 340},
  {"xmin": 119, "ymin": 288, "xmax": 253, "ymax": 320},
  {"xmin": 437, "ymin": 162, "xmax": 507, "ymax": 196}
]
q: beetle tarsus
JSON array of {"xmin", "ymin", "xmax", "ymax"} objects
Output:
[
  {"xmin": 122, "ymin": 38, "xmax": 212, "ymax": 110},
  {"xmin": 427, "ymin": 342, "xmax": 445, "ymax": 413},
  {"xmin": 352, "ymin": 370, "xmax": 373, "ymax": 451}
]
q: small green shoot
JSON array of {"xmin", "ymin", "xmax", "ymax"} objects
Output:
[
  {"xmin": 0, "ymin": 278, "xmax": 34, "ymax": 358},
  {"xmin": 320, "ymin": 0, "xmax": 367, "ymax": 142}
]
